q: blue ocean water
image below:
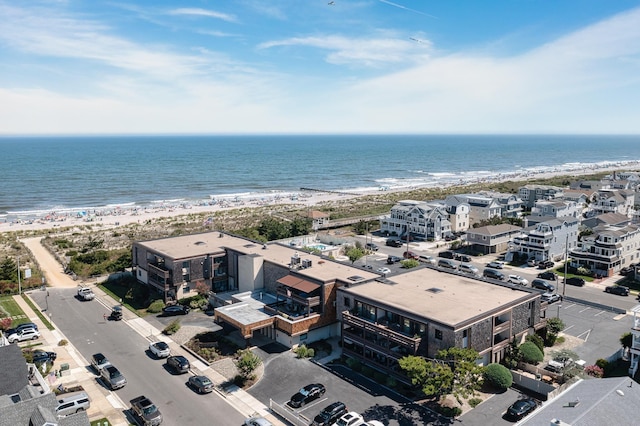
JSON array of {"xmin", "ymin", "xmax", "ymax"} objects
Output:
[{"xmin": 0, "ymin": 134, "xmax": 639, "ymax": 216}]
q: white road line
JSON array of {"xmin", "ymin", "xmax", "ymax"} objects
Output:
[
  {"xmin": 563, "ymin": 303, "xmax": 576, "ymax": 309},
  {"xmin": 298, "ymin": 397, "xmax": 328, "ymax": 413},
  {"xmin": 576, "ymin": 329, "xmax": 591, "ymax": 341},
  {"xmin": 562, "ymin": 325, "xmax": 575, "ymax": 333},
  {"xmin": 594, "ymin": 311, "xmax": 606, "ymax": 317},
  {"xmin": 579, "ymin": 306, "xmax": 591, "ymax": 313}
]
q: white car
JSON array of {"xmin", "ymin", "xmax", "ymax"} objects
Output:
[
  {"xmin": 8, "ymin": 328, "xmax": 41, "ymax": 343},
  {"xmin": 418, "ymin": 255, "xmax": 436, "ymax": 265},
  {"xmin": 376, "ymin": 267, "xmax": 391, "ymax": 275},
  {"xmin": 542, "ymin": 292, "xmax": 561, "ymax": 304},
  {"xmin": 332, "ymin": 412, "xmax": 365, "ymax": 426},
  {"xmin": 508, "ymin": 275, "xmax": 529, "ymax": 286},
  {"xmin": 149, "ymin": 341, "xmax": 171, "ymax": 358}
]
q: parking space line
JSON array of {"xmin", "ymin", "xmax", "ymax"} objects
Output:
[
  {"xmin": 579, "ymin": 306, "xmax": 591, "ymax": 313},
  {"xmin": 297, "ymin": 397, "xmax": 328, "ymax": 413},
  {"xmin": 562, "ymin": 325, "xmax": 575, "ymax": 333},
  {"xmin": 563, "ymin": 303, "xmax": 576, "ymax": 309},
  {"xmin": 576, "ymin": 329, "xmax": 591, "ymax": 341},
  {"xmin": 594, "ymin": 310, "xmax": 606, "ymax": 317}
]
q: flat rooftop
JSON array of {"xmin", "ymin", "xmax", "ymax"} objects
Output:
[
  {"xmin": 342, "ymin": 268, "xmax": 535, "ymax": 327},
  {"xmin": 137, "ymin": 232, "xmax": 379, "ymax": 283}
]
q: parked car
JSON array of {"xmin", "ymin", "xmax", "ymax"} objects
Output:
[
  {"xmin": 483, "ymin": 269, "xmax": 505, "ymax": 281},
  {"xmin": 508, "ymin": 275, "xmax": 529, "ymax": 286},
  {"xmin": 149, "ymin": 341, "xmax": 171, "ymax": 358},
  {"xmin": 438, "ymin": 251, "xmax": 455, "ymax": 259},
  {"xmin": 403, "ymin": 251, "xmax": 418, "ymax": 260},
  {"xmin": 188, "ymin": 375, "xmax": 214, "ymax": 394},
  {"xmin": 13, "ymin": 322, "xmax": 39, "ymax": 333},
  {"xmin": 505, "ymin": 398, "xmax": 537, "ymax": 421},
  {"xmin": 166, "ymin": 355, "xmax": 190, "ymax": 374},
  {"xmin": 438, "ymin": 259, "xmax": 457, "ymax": 270},
  {"xmin": 332, "ymin": 411, "xmax": 364, "ymax": 426},
  {"xmin": 386, "ymin": 256, "xmax": 402, "ymax": 264},
  {"xmin": 244, "ymin": 418, "xmax": 273, "ymax": 426},
  {"xmin": 109, "ymin": 305, "xmax": 123, "ymax": 321},
  {"xmin": 418, "ymin": 255, "xmax": 436, "ymax": 265},
  {"xmin": 29, "ymin": 349, "xmax": 57, "ymax": 364},
  {"xmin": 527, "ymin": 259, "xmax": 537, "ymax": 267},
  {"xmin": 162, "ymin": 304, "xmax": 190, "ymax": 316},
  {"xmin": 531, "ymin": 279, "xmax": 555, "ymax": 292},
  {"xmin": 101, "ymin": 365, "xmax": 127, "ymax": 390},
  {"xmin": 56, "ymin": 392, "xmax": 91, "ymax": 417},
  {"xmin": 458, "ymin": 263, "xmax": 480, "ymax": 277},
  {"xmin": 91, "ymin": 353, "xmax": 111, "ymax": 374},
  {"xmin": 376, "ymin": 267, "xmax": 391, "ymax": 275},
  {"xmin": 620, "ymin": 266, "xmax": 634, "ymax": 276},
  {"xmin": 7, "ymin": 328, "xmax": 40, "ymax": 343},
  {"xmin": 537, "ymin": 271, "xmax": 558, "ymax": 281},
  {"xmin": 538, "ymin": 260, "xmax": 555, "ymax": 269},
  {"xmin": 289, "ymin": 383, "xmax": 325, "ymax": 408},
  {"xmin": 455, "ymin": 254, "xmax": 472, "ymax": 263},
  {"xmin": 385, "ymin": 239, "xmax": 403, "ymax": 248},
  {"xmin": 605, "ymin": 285, "xmax": 629, "ymax": 296},
  {"xmin": 365, "ymin": 243, "xmax": 379, "ymax": 251},
  {"xmin": 541, "ymin": 292, "xmax": 561, "ymax": 304},
  {"xmin": 564, "ymin": 277, "xmax": 585, "ymax": 287},
  {"xmin": 486, "ymin": 261, "xmax": 504, "ymax": 269},
  {"xmin": 312, "ymin": 401, "xmax": 348, "ymax": 426}
]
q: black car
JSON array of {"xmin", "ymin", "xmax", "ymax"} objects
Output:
[
  {"xmin": 162, "ymin": 305, "xmax": 190, "ymax": 316},
  {"xmin": 166, "ymin": 355, "xmax": 190, "ymax": 374},
  {"xmin": 564, "ymin": 277, "xmax": 585, "ymax": 287},
  {"xmin": 312, "ymin": 401, "xmax": 347, "ymax": 426},
  {"xmin": 365, "ymin": 243, "xmax": 379, "ymax": 251},
  {"xmin": 605, "ymin": 285, "xmax": 629, "ymax": 296},
  {"xmin": 438, "ymin": 251, "xmax": 455, "ymax": 259},
  {"xmin": 483, "ymin": 269, "xmax": 505, "ymax": 281},
  {"xmin": 531, "ymin": 279, "xmax": 555, "ymax": 292},
  {"xmin": 455, "ymin": 254, "xmax": 472, "ymax": 263},
  {"xmin": 538, "ymin": 260, "xmax": 554, "ymax": 269},
  {"xmin": 537, "ymin": 271, "xmax": 557, "ymax": 281},
  {"xmin": 110, "ymin": 305, "xmax": 123, "ymax": 321},
  {"xmin": 187, "ymin": 375, "xmax": 214, "ymax": 394},
  {"xmin": 386, "ymin": 256, "xmax": 402, "ymax": 264},
  {"xmin": 289, "ymin": 383, "xmax": 325, "ymax": 408},
  {"xmin": 26, "ymin": 349, "xmax": 57, "ymax": 364},
  {"xmin": 385, "ymin": 239, "xmax": 403, "ymax": 248},
  {"xmin": 506, "ymin": 398, "xmax": 537, "ymax": 421}
]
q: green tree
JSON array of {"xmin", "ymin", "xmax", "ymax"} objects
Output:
[
  {"xmin": 345, "ymin": 247, "xmax": 365, "ymax": 264},
  {"xmin": 483, "ymin": 363, "xmax": 512, "ymax": 390},
  {"xmin": 546, "ymin": 317, "xmax": 565, "ymax": 335},
  {"xmin": 235, "ymin": 349, "xmax": 262, "ymax": 379},
  {"xmin": 503, "ymin": 338, "xmax": 521, "ymax": 369},
  {"xmin": 290, "ymin": 217, "xmax": 312, "ymax": 237},
  {"xmin": 525, "ymin": 334, "xmax": 544, "ymax": 353},
  {"xmin": 398, "ymin": 355, "xmax": 453, "ymax": 397},
  {"xmin": 0, "ymin": 257, "xmax": 17, "ymax": 281},
  {"xmin": 620, "ymin": 332, "xmax": 632, "ymax": 349},
  {"xmin": 519, "ymin": 341, "xmax": 544, "ymax": 364},
  {"xmin": 258, "ymin": 218, "xmax": 291, "ymax": 241},
  {"xmin": 437, "ymin": 347, "xmax": 484, "ymax": 398}
]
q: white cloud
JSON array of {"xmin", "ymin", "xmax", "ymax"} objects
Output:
[{"xmin": 167, "ymin": 8, "xmax": 237, "ymax": 23}]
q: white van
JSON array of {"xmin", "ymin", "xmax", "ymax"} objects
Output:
[{"xmin": 56, "ymin": 392, "xmax": 90, "ymax": 417}]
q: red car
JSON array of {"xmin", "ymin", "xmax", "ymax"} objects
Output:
[{"xmin": 403, "ymin": 251, "xmax": 418, "ymax": 260}]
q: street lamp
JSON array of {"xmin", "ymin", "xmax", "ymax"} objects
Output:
[{"xmin": 17, "ymin": 256, "xmax": 21, "ymax": 295}]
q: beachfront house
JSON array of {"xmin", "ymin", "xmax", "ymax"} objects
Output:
[
  {"xmin": 518, "ymin": 184, "xmax": 564, "ymax": 209},
  {"xmin": 569, "ymin": 223, "xmax": 640, "ymax": 277},
  {"xmin": 132, "ymin": 232, "xmax": 379, "ymax": 348},
  {"xmin": 307, "ymin": 210, "xmax": 330, "ymax": 230},
  {"xmin": 507, "ymin": 217, "xmax": 579, "ymax": 264},
  {"xmin": 337, "ymin": 267, "xmax": 546, "ymax": 384},
  {"xmin": 530, "ymin": 200, "xmax": 580, "ymax": 219},
  {"xmin": 591, "ymin": 189, "xmax": 636, "ymax": 217},
  {"xmin": 466, "ymin": 224, "xmax": 523, "ymax": 254},
  {"xmin": 444, "ymin": 194, "xmax": 502, "ymax": 226},
  {"xmin": 380, "ymin": 200, "xmax": 452, "ymax": 241}
]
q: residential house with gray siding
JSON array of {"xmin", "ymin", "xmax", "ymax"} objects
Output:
[
  {"xmin": 380, "ymin": 200, "xmax": 452, "ymax": 241},
  {"xmin": 508, "ymin": 217, "xmax": 579, "ymax": 263},
  {"xmin": 518, "ymin": 184, "xmax": 564, "ymax": 209},
  {"xmin": 466, "ymin": 224, "xmax": 523, "ymax": 254}
]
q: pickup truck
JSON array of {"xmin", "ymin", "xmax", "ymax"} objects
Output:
[
  {"xmin": 130, "ymin": 396, "xmax": 163, "ymax": 426},
  {"xmin": 77, "ymin": 287, "xmax": 95, "ymax": 301}
]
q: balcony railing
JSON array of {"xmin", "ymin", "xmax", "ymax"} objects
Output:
[
  {"xmin": 494, "ymin": 319, "xmax": 510, "ymax": 334},
  {"xmin": 343, "ymin": 311, "xmax": 421, "ymax": 351},
  {"xmin": 276, "ymin": 288, "xmax": 321, "ymax": 308}
]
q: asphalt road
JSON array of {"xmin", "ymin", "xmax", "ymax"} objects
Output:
[{"xmin": 30, "ymin": 287, "xmax": 246, "ymax": 426}]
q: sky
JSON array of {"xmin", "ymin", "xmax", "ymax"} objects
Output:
[{"xmin": 1, "ymin": 0, "xmax": 640, "ymax": 135}]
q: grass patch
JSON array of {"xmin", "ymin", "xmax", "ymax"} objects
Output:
[
  {"xmin": 99, "ymin": 281, "xmax": 144, "ymax": 317},
  {"xmin": 0, "ymin": 296, "xmax": 26, "ymax": 318},
  {"xmin": 90, "ymin": 418, "xmax": 111, "ymax": 426},
  {"xmin": 21, "ymin": 294, "xmax": 54, "ymax": 330}
]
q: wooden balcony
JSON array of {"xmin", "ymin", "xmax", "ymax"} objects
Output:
[
  {"xmin": 276, "ymin": 287, "xmax": 321, "ymax": 308},
  {"xmin": 342, "ymin": 311, "xmax": 421, "ymax": 354}
]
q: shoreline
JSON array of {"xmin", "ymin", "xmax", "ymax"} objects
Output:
[{"xmin": 1, "ymin": 161, "xmax": 638, "ymax": 234}]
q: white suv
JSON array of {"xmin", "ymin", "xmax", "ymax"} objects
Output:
[
  {"xmin": 332, "ymin": 412, "xmax": 365, "ymax": 426},
  {"xmin": 8, "ymin": 328, "xmax": 41, "ymax": 343},
  {"xmin": 458, "ymin": 263, "xmax": 480, "ymax": 277}
]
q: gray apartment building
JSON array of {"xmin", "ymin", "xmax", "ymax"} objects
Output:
[
  {"xmin": 518, "ymin": 184, "xmax": 564, "ymax": 209},
  {"xmin": 336, "ymin": 268, "xmax": 546, "ymax": 383},
  {"xmin": 508, "ymin": 217, "xmax": 579, "ymax": 263}
]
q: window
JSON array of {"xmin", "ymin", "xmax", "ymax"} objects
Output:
[
  {"xmin": 462, "ymin": 329, "xmax": 469, "ymax": 348},
  {"xmin": 435, "ymin": 329, "xmax": 443, "ymax": 340},
  {"xmin": 344, "ymin": 297, "xmax": 351, "ymax": 308},
  {"xmin": 300, "ymin": 333, "xmax": 308, "ymax": 341}
]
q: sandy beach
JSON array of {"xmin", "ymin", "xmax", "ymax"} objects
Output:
[{"xmin": 1, "ymin": 161, "xmax": 638, "ymax": 234}]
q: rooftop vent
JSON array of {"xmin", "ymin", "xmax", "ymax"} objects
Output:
[
  {"xmin": 347, "ymin": 275, "xmax": 365, "ymax": 282},
  {"xmin": 194, "ymin": 241, "xmax": 206, "ymax": 245},
  {"xmin": 243, "ymin": 243, "xmax": 257, "ymax": 248},
  {"xmin": 426, "ymin": 287, "xmax": 444, "ymax": 293}
]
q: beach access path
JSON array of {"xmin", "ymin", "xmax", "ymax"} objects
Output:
[{"xmin": 22, "ymin": 236, "xmax": 77, "ymax": 289}]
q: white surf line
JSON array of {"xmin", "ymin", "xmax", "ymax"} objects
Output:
[{"xmin": 576, "ymin": 329, "xmax": 591, "ymax": 341}]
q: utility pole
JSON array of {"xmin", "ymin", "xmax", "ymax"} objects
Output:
[
  {"xmin": 563, "ymin": 233, "xmax": 569, "ymax": 297},
  {"xmin": 17, "ymin": 256, "xmax": 21, "ymax": 295}
]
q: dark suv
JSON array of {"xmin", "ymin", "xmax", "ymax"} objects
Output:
[
  {"xmin": 564, "ymin": 277, "xmax": 585, "ymax": 287},
  {"xmin": 483, "ymin": 269, "xmax": 505, "ymax": 281},
  {"xmin": 387, "ymin": 256, "xmax": 402, "ymax": 264},
  {"xmin": 312, "ymin": 401, "xmax": 347, "ymax": 426},
  {"xmin": 166, "ymin": 355, "xmax": 190, "ymax": 374},
  {"xmin": 385, "ymin": 239, "xmax": 403, "ymax": 248},
  {"xmin": 531, "ymin": 279, "xmax": 555, "ymax": 292},
  {"xmin": 438, "ymin": 251, "xmax": 455, "ymax": 259},
  {"xmin": 538, "ymin": 260, "xmax": 554, "ymax": 269},
  {"xmin": 605, "ymin": 285, "xmax": 629, "ymax": 296},
  {"xmin": 537, "ymin": 271, "xmax": 558, "ymax": 281}
]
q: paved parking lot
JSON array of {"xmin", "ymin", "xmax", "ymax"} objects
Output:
[{"xmin": 554, "ymin": 301, "xmax": 630, "ymax": 364}]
